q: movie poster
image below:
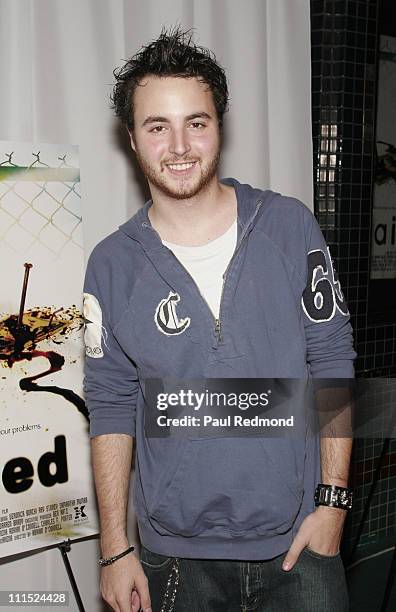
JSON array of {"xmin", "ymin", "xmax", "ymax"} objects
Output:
[{"xmin": 0, "ymin": 141, "xmax": 99, "ymax": 558}]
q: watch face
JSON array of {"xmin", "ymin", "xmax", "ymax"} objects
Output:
[{"xmin": 340, "ymin": 491, "xmax": 348, "ymax": 504}]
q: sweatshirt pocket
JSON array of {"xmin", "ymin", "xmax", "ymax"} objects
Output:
[{"xmin": 148, "ymin": 436, "xmax": 304, "ymax": 538}]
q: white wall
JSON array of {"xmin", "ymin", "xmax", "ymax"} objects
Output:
[{"xmin": 0, "ymin": 1, "xmax": 312, "ymax": 609}]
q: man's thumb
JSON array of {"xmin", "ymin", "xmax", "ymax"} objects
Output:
[
  {"xmin": 134, "ymin": 574, "xmax": 151, "ymax": 612},
  {"xmin": 282, "ymin": 531, "xmax": 307, "ymax": 571}
]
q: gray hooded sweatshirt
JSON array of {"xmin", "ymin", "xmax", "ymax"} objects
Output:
[{"xmin": 83, "ymin": 177, "xmax": 356, "ymax": 560}]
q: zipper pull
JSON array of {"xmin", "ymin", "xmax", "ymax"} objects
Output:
[{"xmin": 215, "ymin": 318, "xmax": 222, "ymax": 342}]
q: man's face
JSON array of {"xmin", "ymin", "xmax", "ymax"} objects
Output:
[{"xmin": 129, "ymin": 75, "xmax": 221, "ymax": 200}]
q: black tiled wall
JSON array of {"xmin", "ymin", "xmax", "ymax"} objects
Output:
[{"xmin": 310, "ymin": 0, "xmax": 395, "ymax": 555}]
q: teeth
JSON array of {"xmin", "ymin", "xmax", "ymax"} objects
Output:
[{"xmin": 167, "ymin": 162, "xmax": 195, "ymax": 171}]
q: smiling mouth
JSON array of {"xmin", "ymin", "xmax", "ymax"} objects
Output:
[{"xmin": 165, "ymin": 161, "xmax": 197, "ymax": 174}]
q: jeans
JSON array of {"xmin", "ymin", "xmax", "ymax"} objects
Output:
[{"xmin": 140, "ymin": 544, "xmax": 349, "ymax": 612}]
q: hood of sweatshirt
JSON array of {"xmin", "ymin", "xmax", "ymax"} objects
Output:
[{"xmin": 118, "ymin": 177, "xmax": 272, "ymax": 253}]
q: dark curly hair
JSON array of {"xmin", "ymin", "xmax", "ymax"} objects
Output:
[{"xmin": 110, "ymin": 25, "xmax": 229, "ymax": 132}]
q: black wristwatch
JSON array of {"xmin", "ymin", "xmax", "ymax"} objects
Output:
[{"xmin": 314, "ymin": 483, "xmax": 353, "ymax": 510}]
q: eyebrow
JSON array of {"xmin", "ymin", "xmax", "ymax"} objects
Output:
[{"xmin": 141, "ymin": 112, "xmax": 213, "ymax": 127}]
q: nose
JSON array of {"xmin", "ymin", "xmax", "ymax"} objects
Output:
[{"xmin": 168, "ymin": 127, "xmax": 191, "ymax": 157}]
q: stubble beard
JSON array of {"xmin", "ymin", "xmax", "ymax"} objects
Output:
[{"xmin": 134, "ymin": 146, "xmax": 221, "ymax": 201}]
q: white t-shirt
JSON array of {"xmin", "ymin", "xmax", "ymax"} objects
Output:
[{"xmin": 162, "ymin": 221, "xmax": 237, "ymax": 319}]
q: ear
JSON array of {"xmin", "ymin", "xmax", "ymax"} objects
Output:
[{"xmin": 128, "ymin": 128, "xmax": 136, "ymax": 152}]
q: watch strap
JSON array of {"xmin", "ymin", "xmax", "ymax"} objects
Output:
[{"xmin": 314, "ymin": 483, "xmax": 353, "ymax": 510}]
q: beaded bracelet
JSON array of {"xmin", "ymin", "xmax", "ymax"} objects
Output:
[{"xmin": 98, "ymin": 545, "xmax": 135, "ymax": 566}]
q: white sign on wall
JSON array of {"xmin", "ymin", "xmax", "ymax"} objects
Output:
[
  {"xmin": 371, "ymin": 207, "xmax": 396, "ymax": 279},
  {"xmin": 371, "ymin": 35, "xmax": 396, "ymax": 280}
]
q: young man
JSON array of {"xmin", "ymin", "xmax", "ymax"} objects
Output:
[{"xmin": 83, "ymin": 28, "xmax": 356, "ymax": 612}]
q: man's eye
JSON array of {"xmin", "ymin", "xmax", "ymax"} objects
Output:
[
  {"xmin": 150, "ymin": 126, "xmax": 166, "ymax": 133},
  {"xmin": 190, "ymin": 122, "xmax": 205, "ymax": 129}
]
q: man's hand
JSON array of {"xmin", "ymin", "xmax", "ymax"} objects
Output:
[
  {"xmin": 100, "ymin": 552, "xmax": 152, "ymax": 612},
  {"xmin": 282, "ymin": 505, "xmax": 347, "ymax": 571}
]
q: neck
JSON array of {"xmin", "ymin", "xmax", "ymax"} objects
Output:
[
  {"xmin": 150, "ymin": 177, "xmax": 222, "ymax": 220},
  {"xmin": 147, "ymin": 178, "xmax": 237, "ymax": 246}
]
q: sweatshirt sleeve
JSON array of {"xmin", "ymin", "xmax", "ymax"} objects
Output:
[
  {"xmin": 83, "ymin": 247, "xmax": 139, "ymax": 438},
  {"xmin": 301, "ymin": 210, "xmax": 357, "ymax": 379}
]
